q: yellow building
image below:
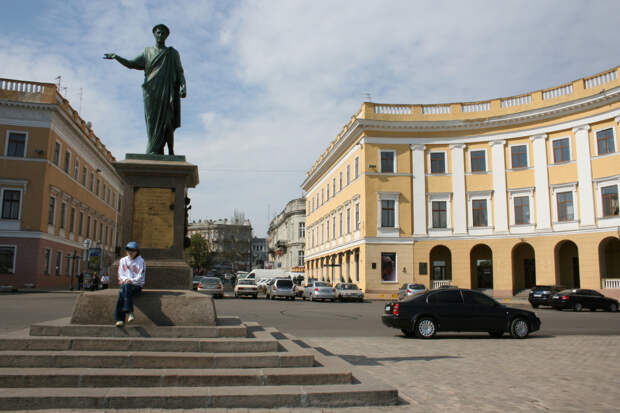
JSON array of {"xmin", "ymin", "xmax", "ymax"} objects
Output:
[
  {"xmin": 302, "ymin": 66, "xmax": 620, "ymax": 300},
  {"xmin": 0, "ymin": 79, "xmax": 125, "ymax": 289}
]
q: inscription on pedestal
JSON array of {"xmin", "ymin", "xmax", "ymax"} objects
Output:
[{"xmin": 132, "ymin": 187, "xmax": 175, "ymax": 249}]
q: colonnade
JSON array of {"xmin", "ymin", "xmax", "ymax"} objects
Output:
[{"xmin": 305, "ymin": 248, "xmax": 360, "ymax": 285}]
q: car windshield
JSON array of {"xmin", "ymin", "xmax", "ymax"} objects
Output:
[
  {"xmin": 409, "ymin": 284, "xmax": 425, "ymax": 289},
  {"xmin": 341, "ymin": 284, "xmax": 359, "ymax": 290},
  {"xmin": 314, "ymin": 282, "xmax": 329, "ymax": 287},
  {"xmin": 532, "ymin": 286, "xmax": 553, "ymax": 291},
  {"xmin": 201, "ymin": 278, "xmax": 220, "ymax": 284},
  {"xmin": 238, "ymin": 280, "xmax": 255, "ymax": 285},
  {"xmin": 558, "ymin": 289, "xmax": 576, "ymax": 295}
]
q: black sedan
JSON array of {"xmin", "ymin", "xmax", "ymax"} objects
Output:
[
  {"xmin": 382, "ymin": 288, "xmax": 541, "ymax": 339},
  {"xmin": 549, "ymin": 289, "xmax": 619, "ymax": 312},
  {"xmin": 528, "ymin": 285, "xmax": 565, "ymax": 308}
]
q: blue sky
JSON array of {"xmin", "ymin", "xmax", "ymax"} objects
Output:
[{"xmin": 1, "ymin": 0, "xmax": 619, "ymax": 236}]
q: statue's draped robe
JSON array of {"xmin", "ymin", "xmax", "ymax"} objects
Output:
[{"xmin": 126, "ymin": 46, "xmax": 185, "ymax": 154}]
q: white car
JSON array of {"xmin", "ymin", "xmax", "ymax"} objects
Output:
[{"xmin": 234, "ymin": 279, "xmax": 258, "ymax": 298}]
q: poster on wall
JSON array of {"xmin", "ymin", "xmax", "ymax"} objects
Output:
[{"xmin": 381, "ymin": 253, "xmax": 396, "ymax": 282}]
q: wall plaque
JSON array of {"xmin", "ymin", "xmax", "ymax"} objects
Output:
[{"xmin": 132, "ymin": 187, "xmax": 175, "ymax": 249}]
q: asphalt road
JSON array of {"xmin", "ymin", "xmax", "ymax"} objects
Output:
[{"xmin": 1, "ymin": 290, "xmax": 618, "ymax": 337}]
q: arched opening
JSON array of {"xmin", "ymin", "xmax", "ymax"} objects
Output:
[
  {"xmin": 599, "ymin": 237, "xmax": 620, "ymax": 289},
  {"xmin": 554, "ymin": 240, "xmax": 579, "ymax": 288},
  {"xmin": 430, "ymin": 245, "xmax": 452, "ymax": 289},
  {"xmin": 470, "ymin": 244, "xmax": 493, "ymax": 289},
  {"xmin": 512, "ymin": 242, "xmax": 536, "ymax": 293}
]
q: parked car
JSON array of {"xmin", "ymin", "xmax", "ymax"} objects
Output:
[
  {"xmin": 197, "ymin": 276, "xmax": 224, "ymax": 298},
  {"xmin": 234, "ymin": 279, "xmax": 258, "ymax": 299},
  {"xmin": 192, "ymin": 275, "xmax": 202, "ymax": 290},
  {"xmin": 528, "ymin": 285, "xmax": 564, "ymax": 308},
  {"xmin": 550, "ymin": 289, "xmax": 619, "ymax": 312},
  {"xmin": 382, "ymin": 288, "xmax": 541, "ymax": 339},
  {"xmin": 266, "ymin": 278, "xmax": 295, "ymax": 300},
  {"xmin": 335, "ymin": 283, "xmax": 364, "ymax": 302},
  {"xmin": 303, "ymin": 281, "xmax": 337, "ymax": 302},
  {"xmin": 398, "ymin": 283, "xmax": 427, "ymax": 300}
]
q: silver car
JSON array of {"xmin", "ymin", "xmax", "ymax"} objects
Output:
[
  {"xmin": 266, "ymin": 278, "xmax": 295, "ymax": 300},
  {"xmin": 197, "ymin": 276, "xmax": 224, "ymax": 298},
  {"xmin": 303, "ymin": 281, "xmax": 337, "ymax": 302},
  {"xmin": 335, "ymin": 283, "xmax": 364, "ymax": 302},
  {"xmin": 397, "ymin": 283, "xmax": 427, "ymax": 300}
]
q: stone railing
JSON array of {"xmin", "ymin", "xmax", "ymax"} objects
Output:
[
  {"xmin": 422, "ymin": 105, "xmax": 451, "ymax": 115},
  {"xmin": 501, "ymin": 94, "xmax": 531, "ymax": 108},
  {"xmin": 1, "ymin": 78, "xmax": 48, "ymax": 93},
  {"xmin": 374, "ymin": 104, "xmax": 412, "ymax": 115},
  {"xmin": 584, "ymin": 69, "xmax": 617, "ymax": 89},
  {"xmin": 602, "ymin": 279, "xmax": 620, "ymax": 289},
  {"xmin": 431, "ymin": 280, "xmax": 451, "ymax": 289},
  {"xmin": 542, "ymin": 83, "xmax": 573, "ymax": 100},
  {"xmin": 462, "ymin": 102, "xmax": 490, "ymax": 112}
]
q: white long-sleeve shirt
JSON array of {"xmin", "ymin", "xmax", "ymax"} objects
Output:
[{"xmin": 118, "ymin": 255, "xmax": 146, "ymax": 287}]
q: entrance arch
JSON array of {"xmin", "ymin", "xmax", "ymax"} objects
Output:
[
  {"xmin": 554, "ymin": 240, "xmax": 579, "ymax": 288},
  {"xmin": 512, "ymin": 242, "xmax": 535, "ymax": 293},
  {"xmin": 470, "ymin": 244, "xmax": 493, "ymax": 289},
  {"xmin": 430, "ymin": 245, "xmax": 452, "ymax": 288},
  {"xmin": 599, "ymin": 237, "xmax": 620, "ymax": 288}
]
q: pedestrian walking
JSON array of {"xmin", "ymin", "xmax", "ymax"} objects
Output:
[
  {"xmin": 90, "ymin": 272, "xmax": 99, "ymax": 291},
  {"xmin": 100, "ymin": 273, "xmax": 109, "ymax": 289},
  {"xmin": 115, "ymin": 242, "xmax": 146, "ymax": 327},
  {"xmin": 77, "ymin": 272, "xmax": 84, "ymax": 290}
]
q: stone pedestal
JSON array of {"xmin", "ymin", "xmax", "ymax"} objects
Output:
[{"xmin": 111, "ymin": 155, "xmax": 199, "ymax": 290}]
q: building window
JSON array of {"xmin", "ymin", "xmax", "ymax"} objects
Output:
[
  {"xmin": 347, "ymin": 165, "xmax": 351, "ymax": 185},
  {"xmin": 432, "ymin": 201, "xmax": 447, "ymax": 228},
  {"xmin": 355, "ymin": 203, "xmax": 360, "ymax": 231},
  {"xmin": 105, "ymin": 225, "xmax": 109, "ymax": 245},
  {"xmin": 79, "ymin": 211, "xmax": 84, "ymax": 235},
  {"xmin": 381, "ymin": 200, "xmax": 395, "ymax": 227},
  {"xmin": 326, "ymin": 184, "xmax": 330, "ymax": 201},
  {"xmin": 381, "ymin": 252, "xmax": 396, "ymax": 283},
  {"xmin": 96, "ymin": 179, "xmax": 100, "ymax": 197},
  {"xmin": 553, "ymin": 138, "xmax": 570, "ymax": 163},
  {"xmin": 73, "ymin": 158, "xmax": 80, "ymax": 180},
  {"xmin": 602, "ymin": 185, "xmax": 619, "ymax": 217},
  {"xmin": 339, "ymin": 211, "xmax": 343, "ymax": 236},
  {"xmin": 89, "ymin": 172, "xmax": 94, "ymax": 191},
  {"xmin": 380, "ymin": 150, "xmax": 395, "ymax": 173},
  {"xmin": 470, "ymin": 150, "xmax": 486, "ymax": 172},
  {"xmin": 53, "ymin": 142, "xmax": 60, "ymax": 165},
  {"xmin": 514, "ymin": 196, "xmax": 530, "ymax": 224},
  {"xmin": 298, "ymin": 222, "xmax": 305, "ymax": 238},
  {"xmin": 1, "ymin": 190, "xmax": 21, "ymax": 220},
  {"xmin": 354, "ymin": 157, "xmax": 359, "ymax": 178},
  {"xmin": 556, "ymin": 191, "xmax": 574, "ymax": 221},
  {"xmin": 597, "ymin": 128, "xmax": 615, "ymax": 155},
  {"xmin": 321, "ymin": 188, "xmax": 324, "ymax": 205},
  {"xmin": 430, "ymin": 152, "xmax": 446, "ymax": 174},
  {"xmin": 332, "ymin": 178, "xmax": 336, "ymax": 197},
  {"xmin": 332, "ymin": 215, "xmax": 336, "ymax": 239},
  {"xmin": 339, "ymin": 172, "xmax": 343, "ymax": 191},
  {"xmin": 100, "ymin": 222, "xmax": 103, "ymax": 242},
  {"xmin": 44, "ymin": 248, "xmax": 51, "ymax": 274},
  {"xmin": 59, "ymin": 202, "xmax": 66, "ymax": 230},
  {"xmin": 511, "ymin": 145, "xmax": 528, "ymax": 168},
  {"xmin": 298, "ymin": 250, "xmax": 304, "ymax": 266},
  {"xmin": 48, "ymin": 197, "xmax": 56, "ymax": 225},
  {"xmin": 346, "ymin": 207, "xmax": 351, "ymax": 233},
  {"xmin": 0, "ymin": 246, "xmax": 16, "ymax": 274},
  {"xmin": 326, "ymin": 220, "xmax": 329, "ymax": 242},
  {"xmin": 472, "ymin": 199, "xmax": 488, "ymax": 227},
  {"xmin": 6, "ymin": 132, "xmax": 26, "ymax": 157},
  {"xmin": 55, "ymin": 251, "xmax": 62, "ymax": 275},
  {"xmin": 63, "ymin": 150, "xmax": 71, "ymax": 173},
  {"xmin": 82, "ymin": 167, "xmax": 87, "ymax": 186},
  {"xmin": 69, "ymin": 207, "xmax": 76, "ymax": 233},
  {"xmin": 86, "ymin": 216, "xmax": 91, "ymax": 238},
  {"xmin": 103, "ymin": 184, "xmax": 107, "ymax": 201}
]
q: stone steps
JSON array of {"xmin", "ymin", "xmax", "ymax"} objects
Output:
[
  {"xmin": 0, "ymin": 350, "xmax": 314, "ymax": 369},
  {"xmin": 0, "ymin": 366, "xmax": 352, "ymax": 387},
  {"xmin": 0, "ymin": 337, "xmax": 279, "ymax": 353},
  {"xmin": 30, "ymin": 323, "xmax": 246, "ymax": 338}
]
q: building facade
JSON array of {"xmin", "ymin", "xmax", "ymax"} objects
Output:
[
  {"xmin": 251, "ymin": 236, "xmax": 267, "ymax": 269},
  {"xmin": 188, "ymin": 218, "xmax": 252, "ymax": 271},
  {"xmin": 302, "ymin": 66, "xmax": 620, "ymax": 299},
  {"xmin": 0, "ymin": 78, "xmax": 125, "ymax": 289},
  {"xmin": 267, "ymin": 198, "xmax": 306, "ymax": 271}
]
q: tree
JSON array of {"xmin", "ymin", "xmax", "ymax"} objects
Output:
[{"xmin": 185, "ymin": 233, "xmax": 213, "ymax": 274}]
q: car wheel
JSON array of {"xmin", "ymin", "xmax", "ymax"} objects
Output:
[
  {"xmin": 574, "ymin": 303, "xmax": 583, "ymax": 312},
  {"xmin": 401, "ymin": 328, "xmax": 414, "ymax": 337},
  {"xmin": 415, "ymin": 317, "xmax": 437, "ymax": 339},
  {"xmin": 608, "ymin": 303, "xmax": 618, "ymax": 312},
  {"xmin": 510, "ymin": 318, "xmax": 529, "ymax": 339},
  {"xmin": 488, "ymin": 330, "xmax": 504, "ymax": 338},
  {"xmin": 531, "ymin": 304, "xmax": 539, "ymax": 309}
]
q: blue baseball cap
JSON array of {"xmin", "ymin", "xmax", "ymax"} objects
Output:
[{"xmin": 125, "ymin": 241, "xmax": 139, "ymax": 250}]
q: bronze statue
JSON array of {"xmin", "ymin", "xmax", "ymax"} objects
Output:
[{"xmin": 104, "ymin": 24, "xmax": 186, "ymax": 155}]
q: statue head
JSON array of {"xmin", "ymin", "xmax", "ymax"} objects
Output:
[{"xmin": 152, "ymin": 24, "xmax": 170, "ymax": 42}]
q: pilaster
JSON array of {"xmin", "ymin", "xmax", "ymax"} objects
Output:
[
  {"xmin": 411, "ymin": 144, "xmax": 427, "ymax": 235},
  {"xmin": 573, "ymin": 125, "xmax": 595, "ymax": 226},
  {"xmin": 489, "ymin": 140, "xmax": 508, "ymax": 232},
  {"xmin": 450, "ymin": 143, "xmax": 467, "ymax": 234},
  {"xmin": 530, "ymin": 134, "xmax": 551, "ymax": 229}
]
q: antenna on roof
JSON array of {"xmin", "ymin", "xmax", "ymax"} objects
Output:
[
  {"xmin": 55, "ymin": 76, "xmax": 61, "ymax": 91},
  {"xmin": 363, "ymin": 92, "xmax": 372, "ymax": 102}
]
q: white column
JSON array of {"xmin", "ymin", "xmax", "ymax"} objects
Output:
[
  {"xmin": 530, "ymin": 134, "xmax": 551, "ymax": 229},
  {"xmin": 450, "ymin": 143, "xmax": 467, "ymax": 234},
  {"xmin": 411, "ymin": 144, "xmax": 427, "ymax": 235},
  {"xmin": 573, "ymin": 125, "xmax": 595, "ymax": 227},
  {"xmin": 489, "ymin": 140, "xmax": 508, "ymax": 232}
]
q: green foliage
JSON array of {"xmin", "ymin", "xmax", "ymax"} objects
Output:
[{"xmin": 185, "ymin": 233, "xmax": 213, "ymax": 273}]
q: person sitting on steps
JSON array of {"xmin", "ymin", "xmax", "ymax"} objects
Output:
[{"xmin": 115, "ymin": 241, "xmax": 146, "ymax": 327}]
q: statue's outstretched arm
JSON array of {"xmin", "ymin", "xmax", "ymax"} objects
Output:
[{"xmin": 103, "ymin": 51, "xmax": 145, "ymax": 70}]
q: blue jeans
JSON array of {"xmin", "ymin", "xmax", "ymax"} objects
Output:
[{"xmin": 115, "ymin": 283, "xmax": 142, "ymax": 321}]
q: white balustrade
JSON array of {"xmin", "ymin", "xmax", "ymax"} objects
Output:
[
  {"xmin": 422, "ymin": 105, "xmax": 451, "ymax": 115},
  {"xmin": 374, "ymin": 105, "xmax": 412, "ymax": 115},
  {"xmin": 603, "ymin": 279, "xmax": 620, "ymax": 289},
  {"xmin": 431, "ymin": 280, "xmax": 451, "ymax": 289},
  {"xmin": 501, "ymin": 94, "xmax": 531, "ymax": 108},
  {"xmin": 0, "ymin": 79, "xmax": 45, "ymax": 93},
  {"xmin": 542, "ymin": 84, "xmax": 573, "ymax": 100},
  {"xmin": 585, "ymin": 70, "xmax": 617, "ymax": 89},
  {"xmin": 461, "ymin": 102, "xmax": 490, "ymax": 113}
]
